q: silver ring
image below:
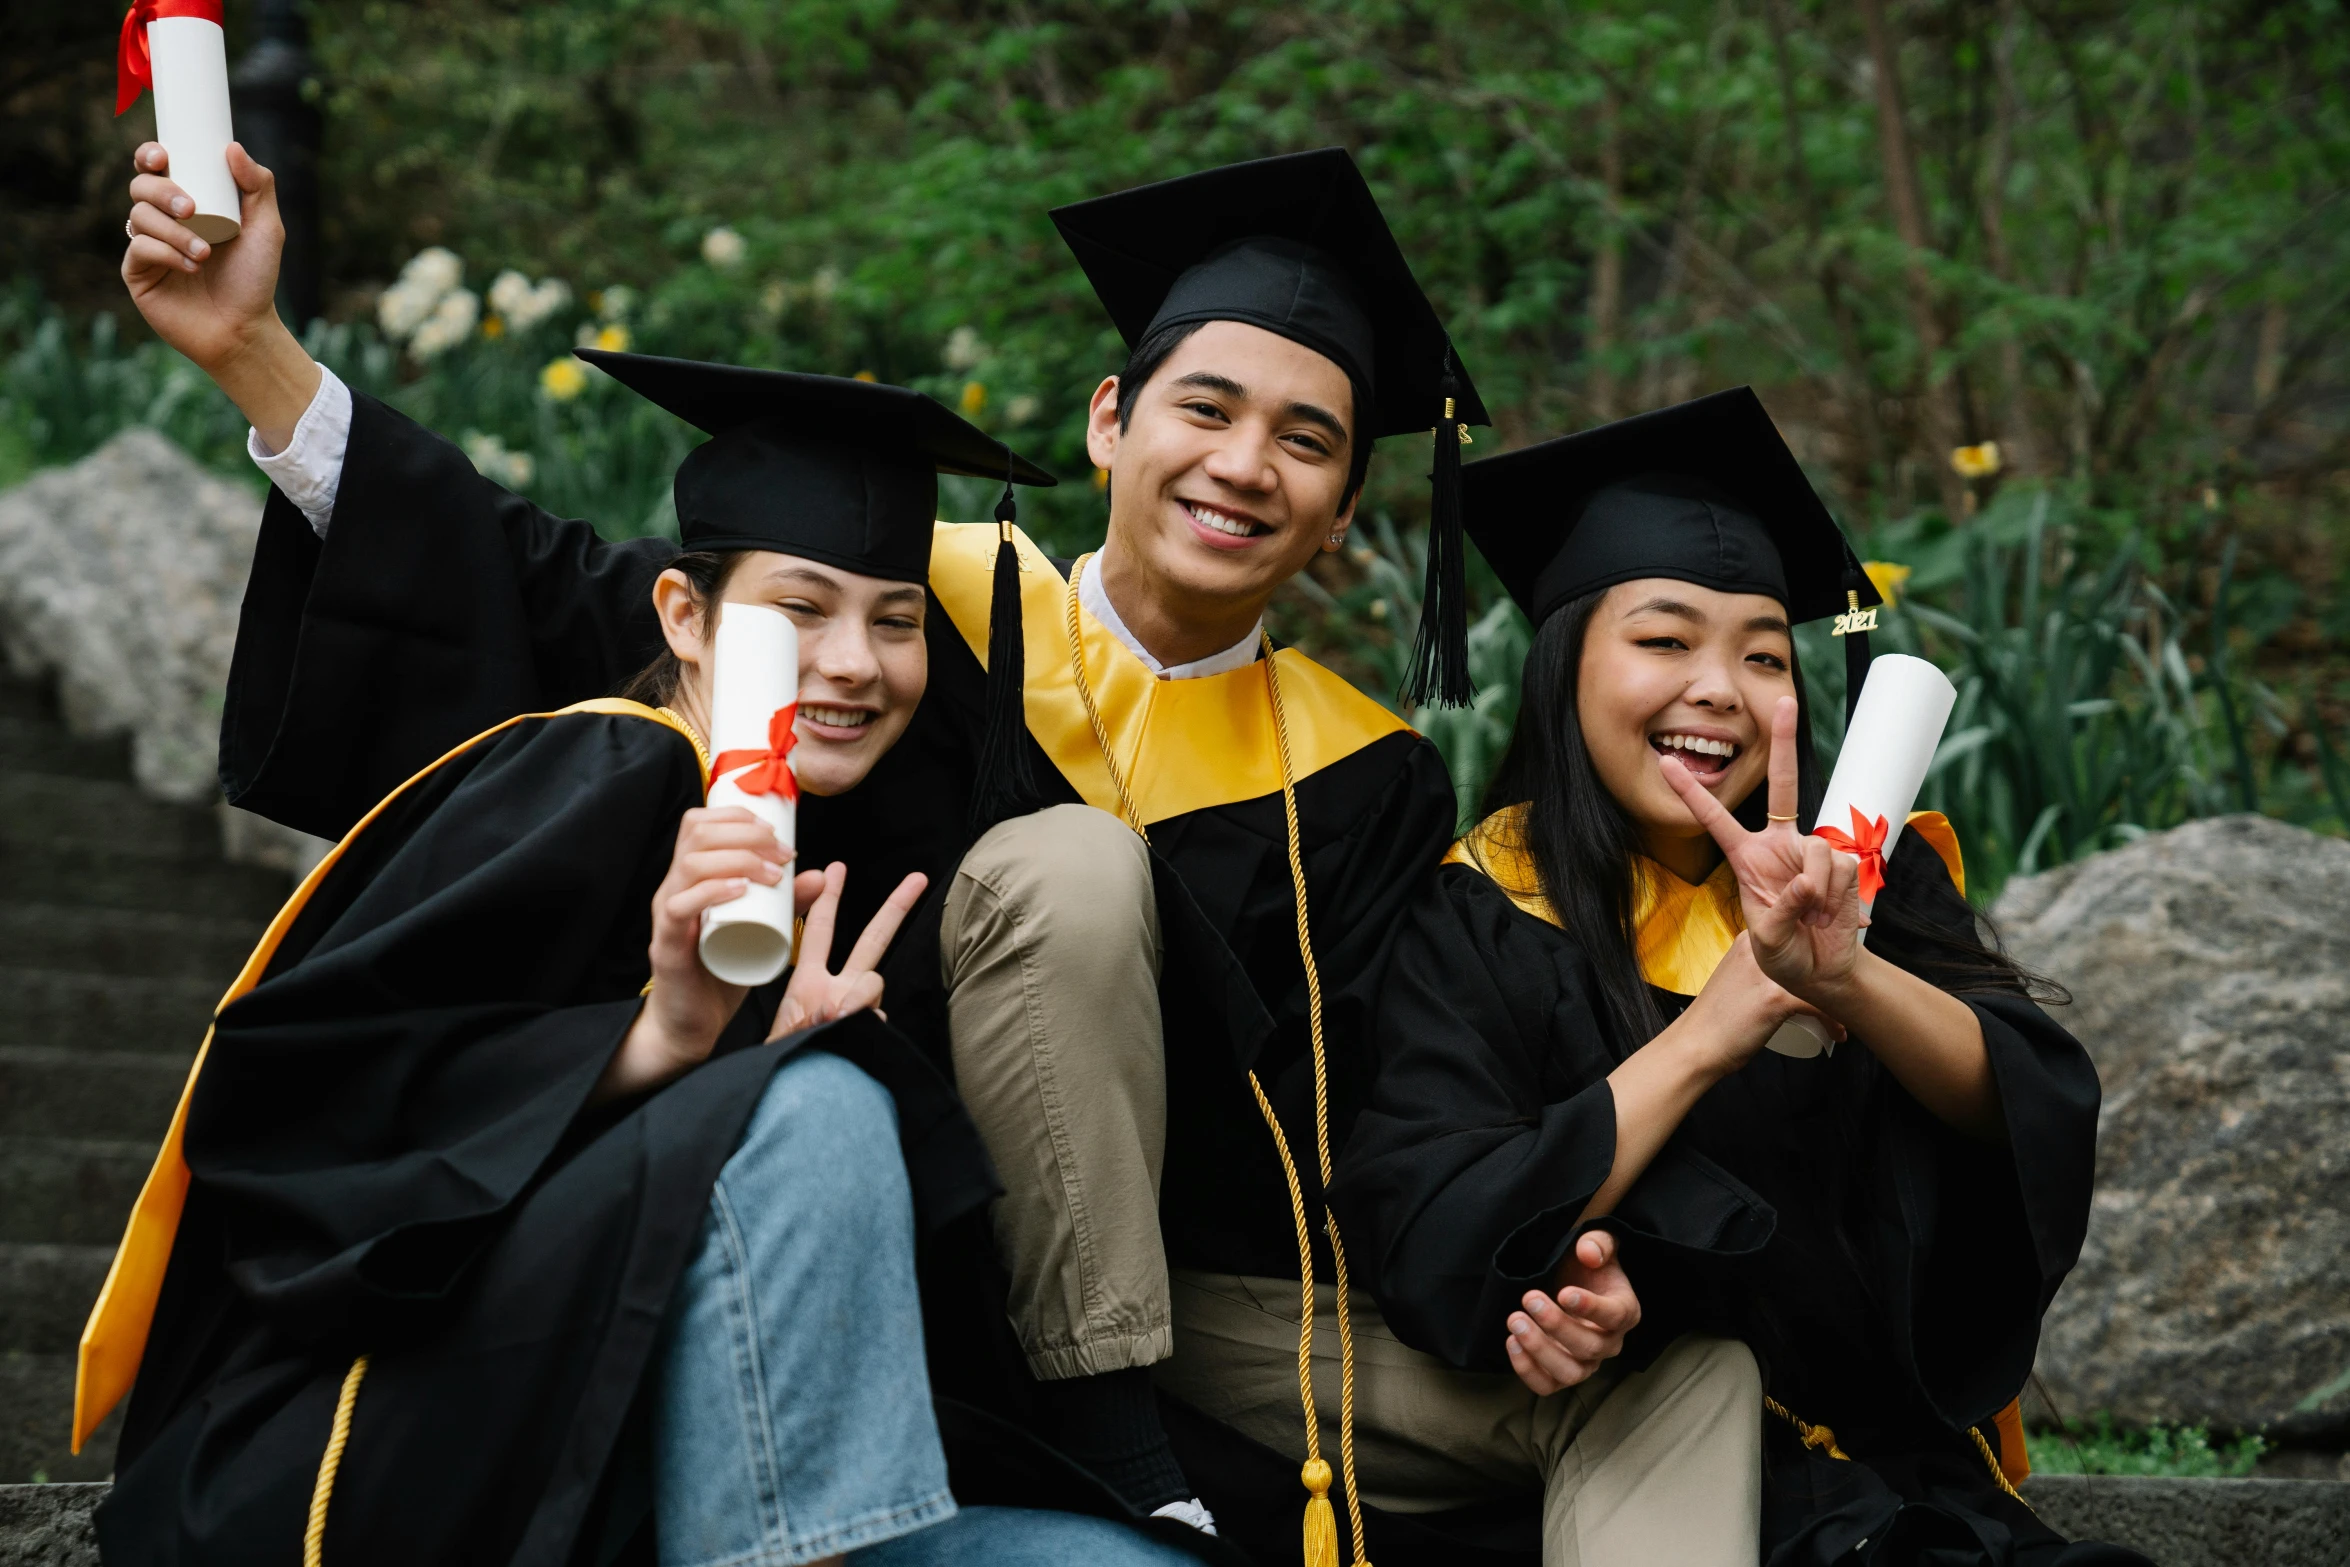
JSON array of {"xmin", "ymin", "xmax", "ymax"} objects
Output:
[{"xmin": 126, "ymin": 219, "xmax": 135, "ymax": 238}]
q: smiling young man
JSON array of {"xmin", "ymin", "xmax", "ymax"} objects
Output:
[{"xmin": 125, "ymin": 140, "xmax": 1695, "ymax": 1561}]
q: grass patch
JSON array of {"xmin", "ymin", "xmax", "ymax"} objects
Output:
[{"xmin": 2027, "ymin": 1415, "xmax": 2266, "ymax": 1477}]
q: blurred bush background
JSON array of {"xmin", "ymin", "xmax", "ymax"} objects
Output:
[{"xmin": 5, "ymin": 0, "xmax": 2346, "ymax": 898}]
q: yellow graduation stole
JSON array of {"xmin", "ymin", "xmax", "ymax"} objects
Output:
[
  {"xmin": 1444, "ymin": 802, "xmax": 1966, "ymax": 993},
  {"xmin": 74, "ymin": 698, "xmax": 708, "ymax": 1453},
  {"xmin": 928, "ymin": 522, "xmax": 1412, "ymax": 821}
]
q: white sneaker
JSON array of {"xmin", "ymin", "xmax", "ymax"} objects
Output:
[{"xmin": 1149, "ymin": 1497, "xmax": 1220, "ymax": 1536}]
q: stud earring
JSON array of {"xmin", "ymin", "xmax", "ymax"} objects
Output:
[{"xmin": 1327, "ymin": 532, "xmax": 1345, "ymax": 547}]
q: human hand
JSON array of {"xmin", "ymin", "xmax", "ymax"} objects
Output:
[
  {"xmin": 123, "ymin": 142, "xmax": 286, "ymax": 373},
  {"xmin": 1506, "ymin": 1230, "xmax": 1643, "ymax": 1395},
  {"xmin": 1659, "ymin": 695, "xmax": 1866, "ymax": 1001},
  {"xmin": 769, "ymin": 863, "xmax": 929, "ymax": 1039},
  {"xmin": 1682, "ymin": 930, "xmax": 1846, "ymax": 1074}
]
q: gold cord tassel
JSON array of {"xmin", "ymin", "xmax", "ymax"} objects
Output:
[
  {"xmin": 1301, "ymin": 1457, "xmax": 1340, "ymax": 1567},
  {"xmin": 304, "ymin": 1354, "xmax": 371, "ymax": 1567},
  {"xmin": 1064, "ymin": 588, "xmax": 1373, "ymax": 1564}
]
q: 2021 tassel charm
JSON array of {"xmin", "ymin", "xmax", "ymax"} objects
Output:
[{"xmin": 116, "ymin": 0, "xmax": 243, "ymax": 244}]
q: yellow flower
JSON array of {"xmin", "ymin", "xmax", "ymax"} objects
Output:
[
  {"xmin": 480, "ymin": 313, "xmax": 505, "ymax": 339},
  {"xmin": 960, "ymin": 380, "xmax": 987, "ymax": 416},
  {"xmin": 1862, "ymin": 560, "xmax": 1912, "ymax": 607},
  {"xmin": 540, "ymin": 358, "xmax": 587, "ymax": 401},
  {"xmin": 594, "ymin": 323, "xmax": 631, "ymax": 354},
  {"xmin": 1949, "ymin": 441, "xmax": 2002, "ymax": 480},
  {"xmin": 854, "ymin": 370, "xmax": 878, "ymax": 383}
]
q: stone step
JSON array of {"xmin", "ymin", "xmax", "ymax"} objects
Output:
[
  {"xmin": 0, "ymin": 1139, "xmax": 150, "ymax": 1249},
  {"xmin": 0, "ymin": 970, "xmax": 223, "ymax": 1056},
  {"xmin": 0, "ymin": 1476, "xmax": 2343, "ymax": 1565},
  {"xmin": 0, "ymin": 905, "xmax": 257, "ymax": 984},
  {"xmin": 0, "ymin": 1355, "xmax": 115, "ymax": 1487},
  {"xmin": 0, "ymin": 681, "xmax": 53, "ymax": 723},
  {"xmin": 0, "ymin": 1051, "xmax": 187, "ymax": 1146},
  {"xmin": 0, "ymin": 718, "xmax": 133, "ymax": 782},
  {"xmin": 0, "ymin": 775, "xmax": 220, "ymax": 863},
  {"xmin": 2020, "ymin": 1474, "xmax": 2350, "ymax": 1566},
  {"xmin": 0, "ymin": 840, "xmax": 286, "ymax": 920},
  {"xmin": 0, "ymin": 1247, "xmax": 110, "ymax": 1358}
]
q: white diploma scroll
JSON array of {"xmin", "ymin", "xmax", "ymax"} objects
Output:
[
  {"xmin": 697, "ymin": 603, "xmax": 799, "ymax": 987},
  {"xmin": 149, "ymin": 16, "xmax": 242, "ymax": 244},
  {"xmin": 1764, "ymin": 654, "xmax": 1958, "ymax": 1058}
]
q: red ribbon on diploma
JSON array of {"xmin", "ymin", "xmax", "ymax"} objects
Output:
[
  {"xmin": 711, "ymin": 704, "xmax": 800, "ymax": 804},
  {"xmin": 117, "ymin": 0, "xmax": 226, "ymax": 116},
  {"xmin": 1814, "ymin": 807, "xmax": 1891, "ymax": 903}
]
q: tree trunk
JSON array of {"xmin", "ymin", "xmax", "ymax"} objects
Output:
[
  {"xmin": 1857, "ymin": 0, "xmax": 1973, "ymax": 519},
  {"xmin": 1588, "ymin": 83, "xmax": 1626, "ymax": 423},
  {"xmin": 1980, "ymin": 0, "xmax": 2041, "ymax": 479}
]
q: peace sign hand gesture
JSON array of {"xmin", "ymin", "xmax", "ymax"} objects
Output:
[
  {"xmin": 768, "ymin": 862, "xmax": 929, "ymax": 1039},
  {"xmin": 1658, "ymin": 695, "xmax": 1864, "ymax": 1001}
]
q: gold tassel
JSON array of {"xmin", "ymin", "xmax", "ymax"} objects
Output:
[{"xmin": 1301, "ymin": 1457, "xmax": 1340, "ymax": 1567}]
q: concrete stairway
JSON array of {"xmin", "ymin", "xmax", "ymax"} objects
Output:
[{"xmin": 0, "ymin": 673, "xmax": 284, "ymax": 1484}]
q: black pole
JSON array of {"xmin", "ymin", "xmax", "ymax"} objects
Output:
[{"xmin": 231, "ymin": 0, "xmax": 323, "ymax": 330}]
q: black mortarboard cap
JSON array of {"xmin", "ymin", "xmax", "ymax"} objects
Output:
[
  {"xmin": 1464, "ymin": 387, "xmax": 1875, "ymax": 624},
  {"xmin": 578, "ymin": 349, "xmax": 1055, "ymax": 582},
  {"xmin": 1050, "ymin": 148, "xmax": 1487, "ymax": 707},
  {"xmin": 1462, "ymin": 387, "xmax": 1881, "ymax": 716}
]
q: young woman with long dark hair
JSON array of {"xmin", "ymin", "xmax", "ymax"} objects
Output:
[{"xmin": 1334, "ymin": 391, "xmax": 2147, "ymax": 1566}]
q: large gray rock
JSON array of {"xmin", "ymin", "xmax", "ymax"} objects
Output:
[
  {"xmin": 0, "ymin": 1482, "xmax": 100, "ymax": 1566},
  {"xmin": 1994, "ymin": 815, "xmax": 2350, "ymax": 1438},
  {"xmin": 0, "ymin": 431, "xmax": 325, "ymax": 875}
]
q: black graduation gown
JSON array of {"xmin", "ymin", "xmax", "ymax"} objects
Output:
[
  {"xmin": 213, "ymin": 398, "xmax": 1464, "ymax": 1564},
  {"xmin": 1332, "ymin": 834, "xmax": 2152, "ymax": 1567},
  {"xmin": 95, "ymin": 708, "xmax": 997, "ymax": 1567}
]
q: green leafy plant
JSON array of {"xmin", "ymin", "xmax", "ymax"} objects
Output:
[{"xmin": 2026, "ymin": 1416, "xmax": 2266, "ymax": 1479}]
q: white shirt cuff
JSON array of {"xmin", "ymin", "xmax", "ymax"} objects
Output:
[{"xmin": 247, "ymin": 363, "xmax": 353, "ymax": 538}]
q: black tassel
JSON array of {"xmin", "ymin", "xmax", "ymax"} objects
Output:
[
  {"xmin": 969, "ymin": 480, "xmax": 1042, "ymax": 835},
  {"xmin": 1842, "ymin": 561, "xmax": 1873, "ymax": 727},
  {"xmin": 1400, "ymin": 351, "xmax": 1474, "ymax": 710}
]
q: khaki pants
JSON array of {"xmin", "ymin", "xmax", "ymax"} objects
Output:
[
  {"xmin": 940, "ymin": 804, "xmax": 1172, "ymax": 1379},
  {"xmin": 1155, "ymin": 1273, "xmax": 1762, "ymax": 1567},
  {"xmin": 940, "ymin": 806, "xmax": 1764, "ymax": 1564}
]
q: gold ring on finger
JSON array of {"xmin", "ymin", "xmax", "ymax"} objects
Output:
[{"xmin": 1767, "ymin": 812, "xmax": 1801, "ymax": 822}]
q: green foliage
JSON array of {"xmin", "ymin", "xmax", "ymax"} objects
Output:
[
  {"xmin": 2026, "ymin": 1416, "xmax": 2266, "ymax": 1479},
  {"xmin": 8, "ymin": 0, "xmax": 2349, "ymax": 890}
]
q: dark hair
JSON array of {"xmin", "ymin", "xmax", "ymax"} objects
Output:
[
  {"xmin": 1113, "ymin": 318, "xmax": 1376, "ymax": 511},
  {"xmin": 614, "ymin": 550, "xmax": 749, "ymax": 707},
  {"xmin": 1481, "ymin": 589, "xmax": 2058, "ymax": 1050}
]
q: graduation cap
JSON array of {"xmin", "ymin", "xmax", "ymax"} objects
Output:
[
  {"xmin": 1461, "ymin": 387, "xmax": 1881, "ymax": 715},
  {"xmin": 577, "ymin": 349, "xmax": 1056, "ymax": 581},
  {"xmin": 1050, "ymin": 148, "xmax": 1488, "ymax": 708}
]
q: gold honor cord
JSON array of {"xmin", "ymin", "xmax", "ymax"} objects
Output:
[
  {"xmin": 304, "ymin": 1354, "xmax": 370, "ymax": 1567},
  {"xmin": 1063, "ymin": 567, "xmax": 1371, "ymax": 1566}
]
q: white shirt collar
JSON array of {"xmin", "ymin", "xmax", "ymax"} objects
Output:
[{"xmin": 1077, "ymin": 549, "xmax": 1263, "ymax": 681}]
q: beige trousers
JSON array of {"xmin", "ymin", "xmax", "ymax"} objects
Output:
[
  {"xmin": 939, "ymin": 804, "xmax": 1173, "ymax": 1379},
  {"xmin": 940, "ymin": 806, "xmax": 1765, "ymax": 1563},
  {"xmin": 1154, "ymin": 1273, "xmax": 1763, "ymax": 1567}
]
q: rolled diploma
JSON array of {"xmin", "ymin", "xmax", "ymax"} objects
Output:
[
  {"xmin": 1765, "ymin": 654, "xmax": 1958, "ymax": 1058},
  {"xmin": 149, "ymin": 16, "xmax": 242, "ymax": 244},
  {"xmin": 697, "ymin": 603, "xmax": 798, "ymax": 987}
]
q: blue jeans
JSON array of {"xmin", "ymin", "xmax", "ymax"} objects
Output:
[{"xmin": 653, "ymin": 1051, "xmax": 1192, "ymax": 1567}]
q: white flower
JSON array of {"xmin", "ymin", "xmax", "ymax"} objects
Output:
[
  {"xmin": 408, "ymin": 288, "xmax": 481, "ymax": 360},
  {"xmin": 376, "ymin": 280, "xmax": 435, "ymax": 342},
  {"xmin": 701, "ymin": 226, "xmax": 747, "ymax": 270},
  {"xmin": 942, "ymin": 325, "xmax": 984, "ymax": 371},
  {"xmin": 400, "ymin": 246, "xmax": 463, "ymax": 297},
  {"xmin": 462, "ymin": 431, "xmax": 535, "ymax": 490},
  {"xmin": 1005, "ymin": 395, "xmax": 1039, "ymax": 426},
  {"xmin": 758, "ymin": 278, "xmax": 789, "ymax": 317},
  {"xmin": 378, "ymin": 247, "xmax": 469, "ymax": 344},
  {"xmin": 809, "ymin": 267, "xmax": 841, "ymax": 303},
  {"xmin": 488, "ymin": 269, "xmax": 533, "ymax": 320},
  {"xmin": 596, "ymin": 285, "xmax": 636, "ymax": 323},
  {"xmin": 489, "ymin": 271, "xmax": 572, "ymax": 333}
]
